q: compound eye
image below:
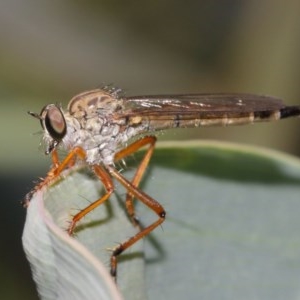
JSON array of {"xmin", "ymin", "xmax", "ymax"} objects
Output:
[{"xmin": 43, "ymin": 104, "xmax": 67, "ymax": 141}]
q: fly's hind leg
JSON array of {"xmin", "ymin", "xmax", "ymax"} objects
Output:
[
  {"xmin": 107, "ymin": 164, "xmax": 165, "ymax": 279},
  {"xmin": 114, "ymin": 136, "xmax": 157, "ymax": 227}
]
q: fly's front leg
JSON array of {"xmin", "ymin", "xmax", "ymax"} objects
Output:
[
  {"xmin": 24, "ymin": 147, "xmax": 87, "ymax": 206},
  {"xmin": 50, "ymin": 149, "xmax": 60, "ymax": 168},
  {"xmin": 114, "ymin": 136, "xmax": 157, "ymax": 227},
  {"xmin": 49, "ymin": 147, "xmax": 86, "ymax": 177},
  {"xmin": 50, "ymin": 148, "xmax": 77, "ymax": 170},
  {"xmin": 107, "ymin": 165, "xmax": 166, "ymax": 279}
]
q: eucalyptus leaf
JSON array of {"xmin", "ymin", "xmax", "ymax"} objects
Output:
[{"xmin": 23, "ymin": 141, "xmax": 300, "ymax": 300}]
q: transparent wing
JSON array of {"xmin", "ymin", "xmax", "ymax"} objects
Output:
[{"xmin": 119, "ymin": 94, "xmax": 285, "ymax": 119}]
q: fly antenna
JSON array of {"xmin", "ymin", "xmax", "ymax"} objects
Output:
[{"xmin": 28, "ymin": 111, "xmax": 42, "ymax": 120}]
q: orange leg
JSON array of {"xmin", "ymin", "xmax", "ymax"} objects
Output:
[
  {"xmin": 23, "ymin": 147, "xmax": 86, "ymax": 207},
  {"xmin": 51, "ymin": 149, "xmax": 60, "ymax": 168},
  {"xmin": 42, "ymin": 147, "xmax": 86, "ymax": 181},
  {"xmin": 40, "ymin": 147, "xmax": 114, "ymax": 235},
  {"xmin": 49, "ymin": 146, "xmax": 86, "ymax": 176},
  {"xmin": 51, "ymin": 148, "xmax": 77, "ymax": 170},
  {"xmin": 114, "ymin": 136, "xmax": 157, "ymax": 226},
  {"xmin": 67, "ymin": 164, "xmax": 114, "ymax": 234},
  {"xmin": 106, "ymin": 164, "xmax": 166, "ymax": 279}
]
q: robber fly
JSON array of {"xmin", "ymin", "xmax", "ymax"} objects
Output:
[{"xmin": 26, "ymin": 87, "xmax": 300, "ymax": 279}]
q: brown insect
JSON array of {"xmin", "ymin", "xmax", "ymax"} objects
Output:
[{"xmin": 26, "ymin": 87, "xmax": 300, "ymax": 280}]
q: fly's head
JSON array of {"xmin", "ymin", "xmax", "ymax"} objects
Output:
[{"xmin": 28, "ymin": 104, "xmax": 67, "ymax": 155}]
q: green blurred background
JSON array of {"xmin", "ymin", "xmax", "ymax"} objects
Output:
[{"xmin": 1, "ymin": 1, "xmax": 300, "ymax": 298}]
